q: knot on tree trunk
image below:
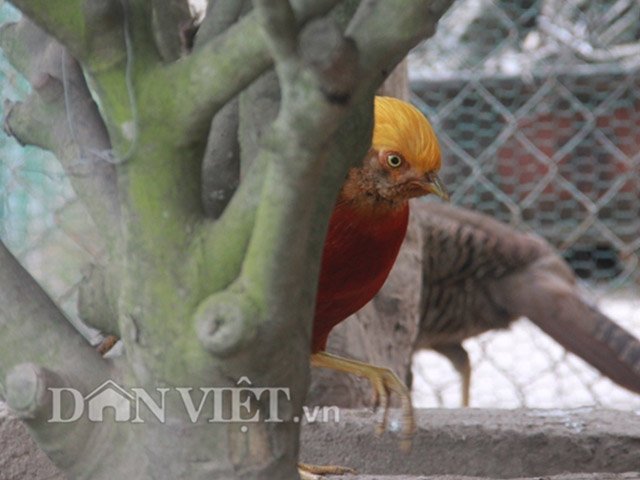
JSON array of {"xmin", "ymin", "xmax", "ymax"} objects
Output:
[
  {"xmin": 5, "ymin": 363, "xmax": 54, "ymax": 419},
  {"xmin": 195, "ymin": 289, "xmax": 260, "ymax": 357}
]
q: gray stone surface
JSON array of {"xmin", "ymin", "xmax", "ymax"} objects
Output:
[
  {"xmin": 0, "ymin": 403, "xmax": 66, "ymax": 480},
  {"xmin": 329, "ymin": 476, "xmax": 640, "ymax": 480},
  {"xmin": 301, "ymin": 408, "xmax": 640, "ymax": 478},
  {"xmin": 1, "ymin": 403, "xmax": 639, "ymax": 479}
]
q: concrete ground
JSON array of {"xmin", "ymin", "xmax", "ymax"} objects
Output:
[
  {"xmin": 327, "ymin": 476, "xmax": 640, "ymax": 479},
  {"xmin": 0, "ymin": 403, "xmax": 65, "ymax": 480},
  {"xmin": 1, "ymin": 404, "xmax": 639, "ymax": 479},
  {"xmin": 301, "ymin": 409, "xmax": 640, "ymax": 479}
]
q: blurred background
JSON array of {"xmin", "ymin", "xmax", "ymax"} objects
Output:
[
  {"xmin": 409, "ymin": 0, "xmax": 640, "ymax": 409},
  {"xmin": 1, "ymin": 0, "xmax": 639, "ymax": 410}
]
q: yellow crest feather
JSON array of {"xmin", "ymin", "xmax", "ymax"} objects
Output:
[{"xmin": 373, "ymin": 96, "xmax": 441, "ymax": 172}]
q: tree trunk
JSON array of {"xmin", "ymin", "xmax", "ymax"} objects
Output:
[{"xmin": 0, "ymin": 2, "xmax": 453, "ymax": 478}]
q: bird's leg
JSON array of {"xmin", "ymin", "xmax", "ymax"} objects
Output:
[
  {"xmin": 433, "ymin": 343, "xmax": 471, "ymax": 407},
  {"xmin": 298, "ymin": 463, "xmax": 356, "ymax": 479},
  {"xmin": 303, "ymin": 351, "xmax": 413, "ymax": 476},
  {"xmin": 311, "ymin": 351, "xmax": 415, "ymax": 449}
]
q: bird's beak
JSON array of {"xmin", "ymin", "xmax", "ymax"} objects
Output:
[
  {"xmin": 420, "ymin": 173, "xmax": 449, "ymax": 202},
  {"xmin": 407, "ymin": 173, "xmax": 449, "ymax": 201},
  {"xmin": 426, "ymin": 174, "xmax": 449, "ymax": 201}
]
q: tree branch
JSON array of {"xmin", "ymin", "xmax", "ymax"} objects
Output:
[
  {"xmin": 201, "ymin": 99, "xmax": 240, "ymax": 218},
  {"xmin": 7, "ymin": 0, "xmax": 88, "ymax": 58},
  {"xmin": 195, "ymin": 2, "xmax": 361, "ymax": 363},
  {"xmin": 193, "ymin": 1, "xmax": 252, "ymax": 219},
  {"xmin": 346, "ymin": 0, "xmax": 455, "ymax": 93},
  {"xmin": 0, "ymin": 241, "xmax": 120, "ymax": 470},
  {"xmin": 199, "ymin": 0, "xmax": 362, "ymax": 221},
  {"xmin": 5, "ymin": 1, "xmax": 161, "ymax": 161},
  {"xmin": 191, "ymin": 71, "xmax": 281, "ymax": 298},
  {"xmin": 8, "ymin": 0, "xmax": 126, "ymax": 64},
  {"xmin": 194, "ymin": 0, "xmax": 251, "ymax": 45},
  {"xmin": 150, "ymin": 0, "xmax": 194, "ymax": 61},
  {"xmin": 164, "ymin": 0, "xmax": 343, "ymax": 138},
  {"xmin": 0, "ymin": 241, "xmax": 110, "ymax": 392},
  {"xmin": 377, "ymin": 59, "xmax": 410, "ymax": 100},
  {"xmin": 254, "ymin": 0, "xmax": 298, "ymax": 65},
  {"xmin": 77, "ymin": 264, "xmax": 120, "ymax": 336},
  {"xmin": 1, "ymin": 19, "xmax": 120, "ymax": 245},
  {"xmin": 4, "ymin": 363, "xmax": 142, "ymax": 478}
]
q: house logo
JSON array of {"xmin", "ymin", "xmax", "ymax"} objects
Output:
[
  {"xmin": 85, "ymin": 380, "xmax": 135, "ymax": 422},
  {"xmin": 48, "ymin": 378, "xmax": 340, "ymax": 426}
]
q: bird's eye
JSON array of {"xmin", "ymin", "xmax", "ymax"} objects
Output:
[{"xmin": 386, "ymin": 154, "xmax": 403, "ymax": 168}]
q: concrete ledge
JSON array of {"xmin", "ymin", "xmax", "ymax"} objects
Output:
[
  {"xmin": 1, "ymin": 404, "xmax": 639, "ymax": 479},
  {"xmin": 301, "ymin": 409, "xmax": 640, "ymax": 478},
  {"xmin": 326, "ymin": 476, "xmax": 640, "ymax": 480},
  {"xmin": 0, "ymin": 403, "xmax": 66, "ymax": 480}
]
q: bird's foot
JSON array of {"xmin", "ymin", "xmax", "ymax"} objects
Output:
[
  {"xmin": 298, "ymin": 462, "xmax": 355, "ymax": 479},
  {"xmin": 365, "ymin": 363, "xmax": 415, "ymax": 450},
  {"xmin": 310, "ymin": 352, "xmax": 415, "ymax": 450}
]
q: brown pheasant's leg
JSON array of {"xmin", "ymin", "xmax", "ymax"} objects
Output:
[
  {"xmin": 311, "ymin": 351, "xmax": 415, "ymax": 449},
  {"xmin": 298, "ymin": 463, "xmax": 356, "ymax": 479},
  {"xmin": 433, "ymin": 343, "xmax": 471, "ymax": 407}
]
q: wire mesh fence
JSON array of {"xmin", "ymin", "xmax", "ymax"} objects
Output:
[
  {"xmin": 409, "ymin": 0, "xmax": 640, "ymax": 409},
  {"xmin": 0, "ymin": 1, "xmax": 639, "ymax": 410}
]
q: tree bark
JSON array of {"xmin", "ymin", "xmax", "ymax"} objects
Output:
[{"xmin": 0, "ymin": 1, "xmax": 453, "ymax": 478}]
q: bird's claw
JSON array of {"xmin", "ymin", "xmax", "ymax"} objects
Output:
[
  {"xmin": 310, "ymin": 352, "xmax": 415, "ymax": 450},
  {"xmin": 365, "ymin": 365, "xmax": 415, "ymax": 449}
]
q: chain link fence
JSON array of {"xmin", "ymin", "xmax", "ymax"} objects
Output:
[
  {"xmin": 1, "ymin": 1, "xmax": 639, "ymax": 410},
  {"xmin": 409, "ymin": 0, "xmax": 640, "ymax": 409}
]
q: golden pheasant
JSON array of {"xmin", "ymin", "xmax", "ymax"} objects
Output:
[{"xmin": 307, "ymin": 96, "xmax": 446, "ymax": 465}]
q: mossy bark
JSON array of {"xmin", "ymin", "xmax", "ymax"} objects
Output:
[{"xmin": 0, "ymin": 1, "xmax": 454, "ymax": 478}]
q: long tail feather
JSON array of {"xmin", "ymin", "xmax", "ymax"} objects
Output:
[{"xmin": 505, "ymin": 256, "xmax": 640, "ymax": 394}]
